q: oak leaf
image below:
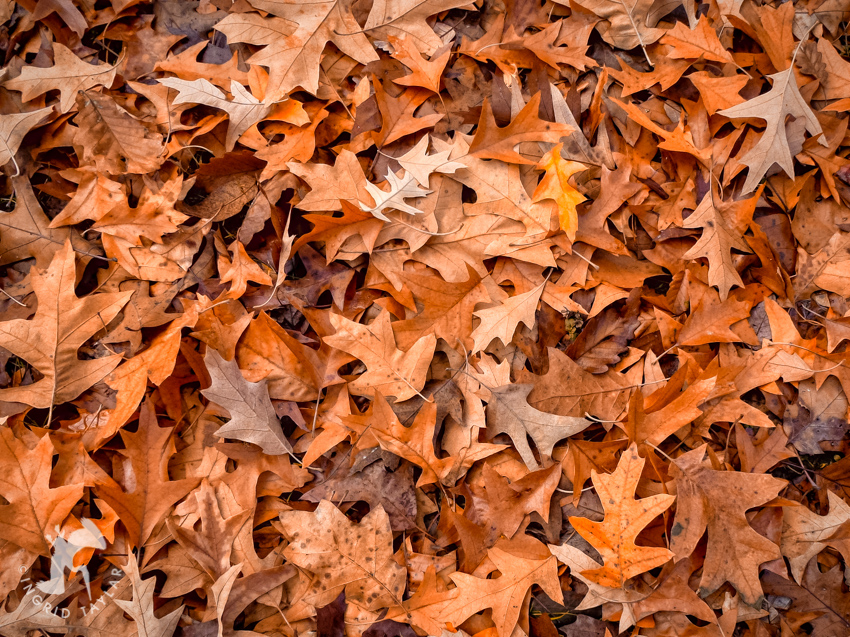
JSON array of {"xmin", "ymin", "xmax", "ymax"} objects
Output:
[
  {"xmin": 278, "ymin": 500, "xmax": 406, "ymax": 610},
  {"xmin": 669, "ymin": 444, "xmax": 786, "ymax": 605},
  {"xmin": 157, "ymin": 78, "xmax": 271, "ymax": 151},
  {"xmin": 73, "ymin": 91, "xmax": 164, "ymax": 174},
  {"xmin": 532, "ymin": 143, "xmax": 586, "ymax": 240},
  {"xmin": 3, "ymin": 43, "xmax": 118, "ymax": 113},
  {"xmin": 167, "ymin": 480, "xmax": 252, "ymax": 580},
  {"xmin": 568, "ymin": 443, "xmax": 675, "ymax": 588},
  {"xmin": 115, "ymin": 555, "xmax": 184, "ymax": 637},
  {"xmin": 202, "ymin": 349, "xmax": 295, "ymax": 456},
  {"xmin": 441, "ymin": 544, "xmax": 563, "ymax": 637},
  {"xmin": 0, "ymin": 240, "xmax": 131, "ymax": 409},
  {"xmin": 325, "ymin": 309, "xmax": 436, "ymax": 401},
  {"xmin": 570, "ymin": 0, "xmax": 664, "ymax": 53},
  {"xmin": 469, "ymin": 93, "xmax": 572, "ymax": 164},
  {"xmin": 364, "ymin": 0, "xmax": 472, "ymax": 56},
  {"xmin": 470, "ymin": 281, "xmax": 544, "ymax": 353},
  {"xmin": 719, "ymin": 67, "xmax": 829, "ymax": 192},
  {"xmin": 395, "ymin": 134, "xmax": 465, "ymax": 187},
  {"xmin": 361, "ymin": 169, "xmax": 432, "ymax": 222},
  {"xmin": 93, "ymin": 400, "xmax": 199, "ymax": 546},
  {"xmin": 780, "ymin": 490, "xmax": 850, "ymax": 583},
  {"xmin": 390, "ymin": 35, "xmax": 450, "ymax": 94},
  {"xmin": 373, "ymin": 400, "xmax": 504, "ymax": 487},
  {"xmin": 0, "ymin": 429, "xmax": 83, "ymax": 555},
  {"xmin": 486, "ymin": 384, "xmax": 591, "ymax": 471},
  {"xmin": 0, "ymin": 107, "xmax": 52, "ymax": 169},
  {"xmin": 660, "ymin": 15, "xmax": 735, "ymax": 64},
  {"xmin": 215, "ymin": 1, "xmax": 378, "ymax": 99},
  {"xmin": 0, "ymin": 176, "xmax": 71, "ymax": 269}
]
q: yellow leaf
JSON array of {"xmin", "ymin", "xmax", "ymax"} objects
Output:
[{"xmin": 532, "ymin": 143, "xmax": 586, "ymax": 240}]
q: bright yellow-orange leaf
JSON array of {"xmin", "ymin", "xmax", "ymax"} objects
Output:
[{"xmin": 532, "ymin": 143, "xmax": 586, "ymax": 240}]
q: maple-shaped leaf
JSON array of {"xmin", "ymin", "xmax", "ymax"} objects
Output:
[
  {"xmin": 167, "ymin": 480, "xmax": 252, "ymax": 580},
  {"xmin": 532, "ymin": 143, "xmax": 586, "ymax": 240},
  {"xmin": 0, "ymin": 429, "xmax": 83, "ymax": 555},
  {"xmin": 469, "ymin": 93, "xmax": 572, "ymax": 164},
  {"xmin": 568, "ymin": 443, "xmax": 675, "ymax": 588},
  {"xmin": 669, "ymin": 444, "xmax": 786, "ymax": 605},
  {"xmin": 215, "ymin": 1, "xmax": 378, "ymax": 99},
  {"xmin": 442, "ymin": 544, "xmax": 564, "ymax": 637},
  {"xmin": 396, "ymin": 134, "xmax": 464, "ymax": 187},
  {"xmin": 718, "ymin": 67, "xmax": 829, "ymax": 192},
  {"xmin": 0, "ymin": 107, "xmax": 51, "ymax": 169},
  {"xmin": 361, "ymin": 169, "xmax": 432, "ymax": 221},
  {"xmin": 201, "ymin": 349, "xmax": 294, "ymax": 456},
  {"xmin": 3, "ymin": 43, "xmax": 118, "ymax": 113},
  {"xmin": 0, "ymin": 240, "xmax": 131, "ymax": 409},
  {"xmin": 158, "ymin": 78, "xmax": 271, "ymax": 151},
  {"xmin": 115, "ymin": 555, "xmax": 184, "ymax": 637},
  {"xmin": 471, "ymin": 281, "xmax": 544, "ymax": 353},
  {"xmin": 325, "ymin": 309, "xmax": 436, "ymax": 401},
  {"xmin": 486, "ymin": 384, "xmax": 591, "ymax": 471},
  {"xmin": 93, "ymin": 400, "xmax": 199, "ymax": 546},
  {"xmin": 279, "ymin": 499, "xmax": 406, "ymax": 610}
]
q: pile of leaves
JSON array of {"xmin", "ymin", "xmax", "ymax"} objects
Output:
[{"xmin": 4, "ymin": 0, "xmax": 850, "ymax": 635}]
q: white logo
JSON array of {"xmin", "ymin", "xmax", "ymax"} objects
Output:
[
  {"xmin": 36, "ymin": 518, "xmax": 107, "ymax": 597},
  {"xmin": 20, "ymin": 518, "xmax": 123, "ymax": 621}
]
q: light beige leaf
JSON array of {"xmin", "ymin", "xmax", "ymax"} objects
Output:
[
  {"xmin": 396, "ymin": 135, "xmax": 465, "ymax": 187},
  {"xmin": 718, "ymin": 67, "xmax": 828, "ymax": 192},
  {"xmin": 114, "ymin": 556, "xmax": 184, "ymax": 637},
  {"xmin": 201, "ymin": 349, "xmax": 294, "ymax": 456},
  {"xmin": 157, "ymin": 78, "xmax": 271, "ymax": 151},
  {"xmin": 486, "ymin": 383, "xmax": 592, "ymax": 470},
  {"xmin": 361, "ymin": 169, "xmax": 432, "ymax": 221},
  {"xmin": 0, "ymin": 107, "xmax": 51, "ymax": 169}
]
